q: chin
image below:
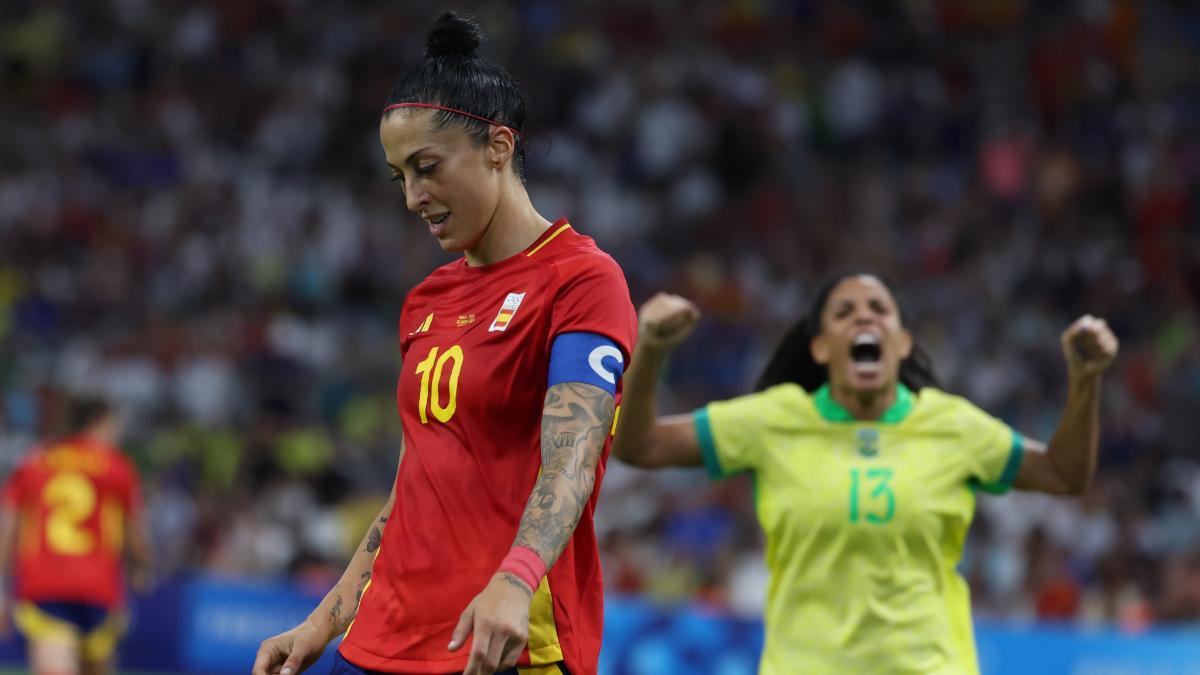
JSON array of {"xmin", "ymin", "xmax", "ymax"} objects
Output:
[
  {"xmin": 438, "ymin": 237, "xmax": 469, "ymax": 253},
  {"xmin": 845, "ymin": 375, "xmax": 892, "ymax": 396}
]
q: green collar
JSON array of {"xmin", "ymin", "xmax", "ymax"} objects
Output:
[{"xmin": 813, "ymin": 383, "xmax": 914, "ymax": 424}]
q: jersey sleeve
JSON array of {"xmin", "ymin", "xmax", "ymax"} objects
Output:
[
  {"xmin": 694, "ymin": 387, "xmax": 792, "ymax": 480},
  {"xmin": 957, "ymin": 400, "xmax": 1024, "ymax": 494},
  {"xmin": 547, "ymin": 256, "xmax": 636, "ymax": 362}
]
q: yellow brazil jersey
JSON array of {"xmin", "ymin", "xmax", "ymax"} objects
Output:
[{"xmin": 695, "ymin": 383, "xmax": 1023, "ymax": 675}]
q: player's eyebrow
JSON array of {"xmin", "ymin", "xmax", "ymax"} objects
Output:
[
  {"xmin": 385, "ymin": 147, "xmax": 435, "ymax": 174},
  {"xmin": 405, "ymin": 146, "xmax": 434, "ymax": 166}
]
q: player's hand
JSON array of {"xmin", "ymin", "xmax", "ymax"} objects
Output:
[
  {"xmin": 638, "ymin": 293, "xmax": 700, "ymax": 350},
  {"xmin": 449, "ymin": 573, "xmax": 532, "ymax": 675},
  {"xmin": 252, "ymin": 620, "xmax": 329, "ymax": 675},
  {"xmin": 1062, "ymin": 314, "xmax": 1119, "ymax": 378}
]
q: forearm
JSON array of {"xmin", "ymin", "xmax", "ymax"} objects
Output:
[
  {"xmin": 610, "ymin": 342, "xmax": 668, "ymax": 463},
  {"xmin": 1045, "ymin": 373, "xmax": 1102, "ymax": 492},
  {"xmin": 305, "ymin": 494, "xmax": 392, "ymax": 642},
  {"xmin": 511, "ymin": 382, "xmax": 614, "ymax": 571}
]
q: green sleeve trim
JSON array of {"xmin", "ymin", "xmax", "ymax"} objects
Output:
[
  {"xmin": 694, "ymin": 408, "xmax": 728, "ymax": 481},
  {"xmin": 975, "ymin": 429, "xmax": 1025, "ymax": 495}
]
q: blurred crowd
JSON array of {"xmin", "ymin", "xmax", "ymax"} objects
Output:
[{"xmin": 1, "ymin": 0, "xmax": 1198, "ymax": 628}]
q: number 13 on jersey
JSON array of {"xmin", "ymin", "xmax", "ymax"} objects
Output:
[
  {"xmin": 414, "ymin": 345, "xmax": 464, "ymax": 424},
  {"xmin": 849, "ymin": 467, "xmax": 895, "ymax": 524}
]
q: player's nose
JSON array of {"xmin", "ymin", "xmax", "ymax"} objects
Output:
[{"xmin": 405, "ymin": 186, "xmax": 430, "ymax": 213}]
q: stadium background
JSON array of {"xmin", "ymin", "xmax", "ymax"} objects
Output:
[{"xmin": 1, "ymin": 0, "xmax": 1198, "ymax": 672}]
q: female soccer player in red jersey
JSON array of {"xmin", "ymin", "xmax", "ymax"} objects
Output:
[
  {"xmin": 254, "ymin": 12, "xmax": 636, "ymax": 675},
  {"xmin": 0, "ymin": 396, "xmax": 152, "ymax": 675}
]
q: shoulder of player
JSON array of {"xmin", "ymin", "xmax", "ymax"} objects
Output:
[
  {"xmin": 407, "ymin": 259, "xmax": 465, "ymax": 294},
  {"xmin": 106, "ymin": 447, "xmax": 139, "ymax": 473},
  {"xmin": 717, "ymin": 382, "xmax": 811, "ymax": 417},
  {"xmin": 909, "ymin": 387, "xmax": 991, "ymax": 427},
  {"xmin": 543, "ymin": 234, "xmax": 625, "ymax": 282},
  {"xmin": 400, "ymin": 259, "xmax": 466, "ymax": 318}
]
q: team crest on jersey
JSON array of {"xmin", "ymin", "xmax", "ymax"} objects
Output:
[
  {"xmin": 856, "ymin": 428, "xmax": 880, "ymax": 458},
  {"xmin": 489, "ymin": 292, "xmax": 526, "ymax": 332}
]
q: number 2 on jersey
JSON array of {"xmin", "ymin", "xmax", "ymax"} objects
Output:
[
  {"xmin": 43, "ymin": 471, "xmax": 97, "ymax": 555},
  {"xmin": 849, "ymin": 467, "xmax": 895, "ymax": 524},
  {"xmin": 414, "ymin": 344, "xmax": 464, "ymax": 424}
]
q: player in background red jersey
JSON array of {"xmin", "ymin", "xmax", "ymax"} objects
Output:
[
  {"xmin": 0, "ymin": 395, "xmax": 152, "ymax": 675},
  {"xmin": 254, "ymin": 12, "xmax": 636, "ymax": 675}
]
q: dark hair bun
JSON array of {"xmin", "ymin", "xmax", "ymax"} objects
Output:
[{"xmin": 425, "ymin": 12, "xmax": 483, "ymax": 59}]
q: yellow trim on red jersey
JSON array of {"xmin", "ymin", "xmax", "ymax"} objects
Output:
[
  {"xmin": 343, "ymin": 543, "xmax": 381, "ymax": 640},
  {"xmin": 342, "ymin": 577, "xmax": 371, "ymax": 640},
  {"xmin": 526, "ymin": 574, "xmax": 563, "ymax": 664},
  {"xmin": 102, "ymin": 499, "xmax": 124, "ymax": 554},
  {"xmin": 526, "ymin": 223, "xmax": 572, "ymax": 258}
]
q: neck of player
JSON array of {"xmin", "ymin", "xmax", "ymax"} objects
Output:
[
  {"xmin": 831, "ymin": 382, "xmax": 898, "ymax": 421},
  {"xmin": 464, "ymin": 179, "xmax": 553, "ymax": 267}
]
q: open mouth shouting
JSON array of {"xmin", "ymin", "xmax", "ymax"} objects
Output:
[{"xmin": 850, "ymin": 332, "xmax": 884, "ymax": 378}]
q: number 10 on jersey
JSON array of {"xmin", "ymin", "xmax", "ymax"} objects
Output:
[{"xmin": 414, "ymin": 345, "xmax": 464, "ymax": 424}]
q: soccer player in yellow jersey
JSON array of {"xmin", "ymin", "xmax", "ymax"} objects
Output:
[{"xmin": 612, "ymin": 273, "xmax": 1119, "ymax": 675}]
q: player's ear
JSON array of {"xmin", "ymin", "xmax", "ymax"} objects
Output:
[
  {"xmin": 486, "ymin": 126, "xmax": 515, "ymax": 171},
  {"xmin": 898, "ymin": 328, "xmax": 913, "ymax": 360},
  {"xmin": 810, "ymin": 334, "xmax": 831, "ymax": 365}
]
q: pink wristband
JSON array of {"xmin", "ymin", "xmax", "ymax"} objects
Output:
[{"xmin": 497, "ymin": 546, "xmax": 546, "ymax": 592}]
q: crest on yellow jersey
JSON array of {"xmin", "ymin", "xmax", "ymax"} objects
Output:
[{"xmin": 856, "ymin": 428, "xmax": 880, "ymax": 458}]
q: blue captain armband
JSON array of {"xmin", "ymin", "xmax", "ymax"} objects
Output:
[{"xmin": 548, "ymin": 332, "xmax": 625, "ymax": 395}]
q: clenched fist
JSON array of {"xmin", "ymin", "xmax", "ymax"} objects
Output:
[
  {"xmin": 1062, "ymin": 315, "xmax": 1119, "ymax": 378},
  {"xmin": 638, "ymin": 293, "xmax": 701, "ymax": 350}
]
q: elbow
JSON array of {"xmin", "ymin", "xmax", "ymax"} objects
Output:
[
  {"xmin": 611, "ymin": 443, "xmax": 648, "ymax": 468},
  {"xmin": 1051, "ymin": 465, "xmax": 1093, "ymax": 496},
  {"xmin": 1061, "ymin": 475, "xmax": 1092, "ymax": 496},
  {"xmin": 611, "ymin": 435, "xmax": 658, "ymax": 468}
]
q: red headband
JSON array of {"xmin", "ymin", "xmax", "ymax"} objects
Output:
[{"xmin": 381, "ymin": 103, "xmax": 522, "ymax": 139}]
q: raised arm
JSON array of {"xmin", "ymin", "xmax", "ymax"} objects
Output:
[
  {"xmin": 1014, "ymin": 315, "xmax": 1119, "ymax": 495},
  {"xmin": 253, "ymin": 439, "xmax": 405, "ymax": 675},
  {"xmin": 449, "ymin": 381, "xmax": 617, "ymax": 674},
  {"xmin": 611, "ymin": 293, "xmax": 705, "ymax": 469}
]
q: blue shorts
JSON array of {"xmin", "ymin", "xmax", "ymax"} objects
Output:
[
  {"xmin": 13, "ymin": 601, "xmax": 128, "ymax": 661},
  {"xmin": 31, "ymin": 601, "xmax": 110, "ymax": 632},
  {"xmin": 332, "ymin": 651, "xmax": 570, "ymax": 675}
]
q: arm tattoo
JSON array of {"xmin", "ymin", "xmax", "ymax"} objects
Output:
[
  {"xmin": 356, "ymin": 571, "xmax": 371, "ymax": 603},
  {"xmin": 329, "ymin": 593, "xmax": 352, "ymax": 633},
  {"xmin": 496, "ymin": 571, "xmax": 535, "ymax": 596},
  {"xmin": 365, "ymin": 526, "xmax": 382, "ymax": 553},
  {"xmin": 513, "ymin": 382, "xmax": 615, "ymax": 568}
]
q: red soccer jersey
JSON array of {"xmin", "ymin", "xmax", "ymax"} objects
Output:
[
  {"xmin": 340, "ymin": 221, "xmax": 637, "ymax": 674},
  {"xmin": 1, "ymin": 436, "xmax": 142, "ymax": 609}
]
